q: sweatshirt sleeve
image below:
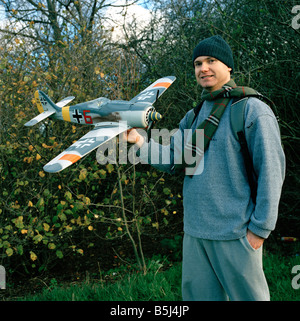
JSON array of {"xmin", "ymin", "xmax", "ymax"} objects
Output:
[
  {"xmin": 245, "ymin": 98, "xmax": 286, "ymax": 239},
  {"xmin": 136, "ymin": 110, "xmax": 193, "ymax": 174}
]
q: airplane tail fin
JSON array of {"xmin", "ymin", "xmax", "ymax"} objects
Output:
[
  {"xmin": 25, "ymin": 90, "xmax": 75, "ymax": 127},
  {"xmin": 24, "ymin": 90, "xmax": 57, "ymax": 127},
  {"xmin": 35, "ymin": 90, "xmax": 59, "ymax": 113}
]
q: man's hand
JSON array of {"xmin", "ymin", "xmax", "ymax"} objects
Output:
[
  {"xmin": 247, "ymin": 229, "xmax": 264, "ymax": 250},
  {"xmin": 122, "ymin": 128, "xmax": 145, "ymax": 148}
]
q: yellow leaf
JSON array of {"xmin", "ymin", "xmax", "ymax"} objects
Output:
[
  {"xmin": 58, "ymin": 185, "xmax": 62, "ymax": 190},
  {"xmin": 21, "ymin": 229, "xmax": 28, "ymax": 234},
  {"xmin": 30, "ymin": 251, "xmax": 37, "ymax": 261},
  {"xmin": 88, "ymin": 226, "xmax": 93, "ymax": 231},
  {"xmin": 43, "ymin": 223, "xmax": 50, "ymax": 232},
  {"xmin": 28, "ymin": 201, "xmax": 33, "ymax": 207},
  {"xmin": 42, "ymin": 143, "xmax": 52, "ymax": 149},
  {"xmin": 24, "ymin": 157, "xmax": 33, "ymax": 163},
  {"xmin": 84, "ymin": 196, "xmax": 91, "ymax": 205},
  {"xmin": 39, "ymin": 171, "xmax": 45, "ymax": 178},
  {"xmin": 79, "ymin": 169, "xmax": 87, "ymax": 181},
  {"xmin": 28, "ymin": 145, "xmax": 34, "ymax": 151},
  {"xmin": 152, "ymin": 222, "xmax": 159, "ymax": 229},
  {"xmin": 65, "ymin": 225, "xmax": 72, "ymax": 232},
  {"xmin": 117, "ymin": 227, "xmax": 122, "ymax": 231},
  {"xmin": 36, "ymin": 153, "xmax": 41, "ymax": 161}
]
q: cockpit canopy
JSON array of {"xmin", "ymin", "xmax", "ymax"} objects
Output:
[
  {"xmin": 94, "ymin": 97, "xmax": 110, "ymax": 107},
  {"xmin": 75, "ymin": 97, "xmax": 110, "ymax": 109}
]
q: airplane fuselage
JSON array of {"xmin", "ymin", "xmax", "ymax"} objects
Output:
[{"xmin": 52, "ymin": 98, "xmax": 155, "ymax": 128}]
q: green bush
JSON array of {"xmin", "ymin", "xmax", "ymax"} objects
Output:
[{"xmin": 0, "ymin": 27, "xmax": 182, "ymax": 275}]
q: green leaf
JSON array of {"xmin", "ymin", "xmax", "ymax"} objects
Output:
[
  {"xmin": 163, "ymin": 188, "xmax": 171, "ymax": 195},
  {"xmin": 48, "ymin": 243, "xmax": 56, "ymax": 250},
  {"xmin": 17, "ymin": 245, "xmax": 23, "ymax": 255},
  {"xmin": 36, "ymin": 197, "xmax": 44, "ymax": 209},
  {"xmin": 43, "ymin": 189, "xmax": 51, "ymax": 197},
  {"xmin": 56, "ymin": 250, "xmax": 63, "ymax": 259},
  {"xmin": 65, "ymin": 191, "xmax": 72, "ymax": 201},
  {"xmin": 99, "ymin": 169, "xmax": 106, "ymax": 179},
  {"xmin": 33, "ymin": 234, "xmax": 43, "ymax": 243},
  {"xmin": 12, "ymin": 216, "xmax": 24, "ymax": 229},
  {"xmin": 6, "ymin": 248, "xmax": 13, "ymax": 256},
  {"xmin": 106, "ymin": 164, "xmax": 114, "ymax": 173}
]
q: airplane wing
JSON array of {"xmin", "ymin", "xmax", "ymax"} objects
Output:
[
  {"xmin": 56, "ymin": 96, "xmax": 75, "ymax": 107},
  {"xmin": 43, "ymin": 122, "xmax": 131, "ymax": 173},
  {"xmin": 24, "ymin": 110, "xmax": 55, "ymax": 127},
  {"xmin": 129, "ymin": 76, "xmax": 176, "ymax": 104}
]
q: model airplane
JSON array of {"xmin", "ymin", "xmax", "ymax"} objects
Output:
[{"xmin": 25, "ymin": 76, "xmax": 176, "ymax": 173}]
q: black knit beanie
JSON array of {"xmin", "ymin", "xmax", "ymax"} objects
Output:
[{"xmin": 193, "ymin": 35, "xmax": 234, "ymax": 73}]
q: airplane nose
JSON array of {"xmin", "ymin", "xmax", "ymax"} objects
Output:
[{"xmin": 149, "ymin": 111, "xmax": 162, "ymax": 121}]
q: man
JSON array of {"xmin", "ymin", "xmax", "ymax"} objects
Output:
[{"xmin": 124, "ymin": 35, "xmax": 285, "ymax": 301}]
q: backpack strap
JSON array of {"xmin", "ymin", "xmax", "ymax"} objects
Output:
[
  {"xmin": 237, "ymin": 129, "xmax": 258, "ymax": 204},
  {"xmin": 186, "ymin": 101, "xmax": 204, "ymax": 129},
  {"xmin": 230, "ymin": 97, "xmax": 248, "ymax": 141},
  {"xmin": 230, "ymin": 94, "xmax": 280, "ymax": 204},
  {"xmin": 230, "ymin": 97, "xmax": 258, "ymax": 204}
]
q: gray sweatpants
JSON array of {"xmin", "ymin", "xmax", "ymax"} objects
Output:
[{"xmin": 182, "ymin": 233, "xmax": 270, "ymax": 301}]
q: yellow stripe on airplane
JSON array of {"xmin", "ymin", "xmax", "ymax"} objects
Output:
[
  {"xmin": 62, "ymin": 106, "xmax": 71, "ymax": 122},
  {"xmin": 35, "ymin": 91, "xmax": 44, "ymax": 114}
]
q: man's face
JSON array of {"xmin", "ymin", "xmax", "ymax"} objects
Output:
[{"xmin": 194, "ymin": 56, "xmax": 232, "ymax": 92}]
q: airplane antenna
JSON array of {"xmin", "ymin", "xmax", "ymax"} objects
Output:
[{"xmin": 156, "ymin": 89, "xmax": 159, "ymax": 102}]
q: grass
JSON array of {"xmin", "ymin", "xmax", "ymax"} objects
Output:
[
  {"xmin": 15, "ymin": 251, "xmax": 300, "ymax": 301},
  {"xmin": 20, "ymin": 258, "xmax": 182, "ymax": 301},
  {"xmin": 264, "ymin": 251, "xmax": 300, "ymax": 301}
]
